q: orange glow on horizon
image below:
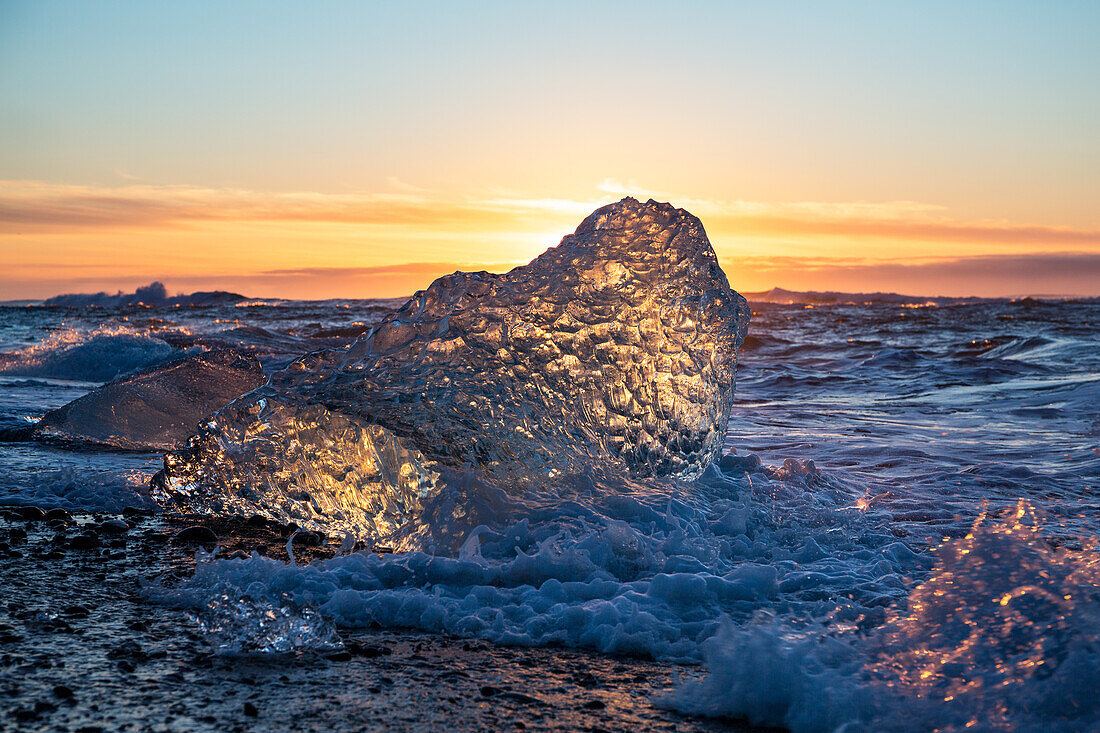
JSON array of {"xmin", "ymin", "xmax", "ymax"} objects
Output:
[{"xmin": 1, "ymin": 180, "xmax": 1097, "ymax": 300}]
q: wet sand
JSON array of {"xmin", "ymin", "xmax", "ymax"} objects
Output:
[{"xmin": 0, "ymin": 507, "xmax": 765, "ymax": 732}]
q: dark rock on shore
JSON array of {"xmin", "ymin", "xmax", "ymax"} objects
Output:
[
  {"xmin": 172, "ymin": 526, "xmax": 218, "ymax": 545},
  {"xmin": 293, "ymin": 530, "xmax": 324, "ymax": 547},
  {"xmin": 14, "ymin": 507, "xmax": 45, "ymax": 522},
  {"xmin": 68, "ymin": 534, "xmax": 100, "ymax": 550},
  {"xmin": 44, "ymin": 509, "xmax": 73, "ymax": 523},
  {"xmin": 95, "ymin": 519, "xmax": 130, "ymax": 535}
]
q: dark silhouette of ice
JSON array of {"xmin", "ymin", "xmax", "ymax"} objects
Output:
[
  {"xmin": 34, "ymin": 349, "xmax": 265, "ymax": 450},
  {"xmin": 156, "ymin": 198, "xmax": 750, "ymax": 542},
  {"xmin": 43, "ymin": 281, "xmax": 247, "ymax": 308}
]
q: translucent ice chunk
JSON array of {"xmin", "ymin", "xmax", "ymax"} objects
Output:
[
  {"xmin": 34, "ymin": 349, "xmax": 265, "ymax": 450},
  {"xmin": 193, "ymin": 593, "xmax": 344, "ymax": 656},
  {"xmin": 156, "ymin": 198, "xmax": 750, "ymax": 543}
]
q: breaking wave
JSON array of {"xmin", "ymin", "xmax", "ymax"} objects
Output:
[{"xmin": 0, "ymin": 326, "xmax": 181, "ymax": 382}]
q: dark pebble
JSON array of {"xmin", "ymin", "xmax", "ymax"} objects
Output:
[
  {"xmin": 9, "ymin": 527, "xmax": 26, "ymax": 541},
  {"xmin": 34, "ymin": 700, "xmax": 56, "ymax": 714},
  {"xmin": 121, "ymin": 506, "xmax": 149, "ymax": 518},
  {"xmin": 243, "ymin": 702, "xmax": 258, "ymax": 717},
  {"xmin": 45, "ymin": 508, "xmax": 73, "ymax": 522},
  {"xmin": 245, "ymin": 514, "xmax": 268, "ymax": 527},
  {"xmin": 68, "ymin": 534, "xmax": 100, "ymax": 550},
  {"xmin": 108, "ymin": 640, "xmax": 145, "ymax": 660},
  {"xmin": 15, "ymin": 506, "xmax": 45, "ymax": 521},
  {"xmin": 172, "ymin": 526, "xmax": 218, "ymax": 545},
  {"xmin": 295, "ymin": 530, "xmax": 323, "ymax": 547},
  {"xmin": 11, "ymin": 708, "xmax": 37, "ymax": 721},
  {"xmin": 498, "ymin": 692, "xmax": 545, "ymax": 706},
  {"xmin": 97, "ymin": 519, "xmax": 130, "ymax": 535},
  {"xmin": 75, "ymin": 727, "xmax": 104, "ymax": 733},
  {"xmin": 347, "ymin": 642, "xmax": 385, "ymax": 658},
  {"xmin": 117, "ymin": 660, "xmax": 135, "ymax": 673},
  {"xmin": 279, "ymin": 522, "xmax": 299, "ymax": 538},
  {"xmin": 480, "ymin": 685, "xmax": 498, "ymax": 697},
  {"xmin": 583, "ymin": 700, "xmax": 606, "ymax": 710},
  {"xmin": 53, "ymin": 685, "xmax": 73, "ymax": 699},
  {"xmin": 325, "ymin": 650, "xmax": 352, "ymax": 662}
]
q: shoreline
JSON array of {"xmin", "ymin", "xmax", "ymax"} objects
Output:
[{"xmin": 0, "ymin": 506, "xmax": 763, "ymax": 732}]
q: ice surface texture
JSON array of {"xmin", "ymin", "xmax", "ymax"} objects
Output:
[
  {"xmin": 158, "ymin": 198, "xmax": 749, "ymax": 542},
  {"xmin": 34, "ymin": 349, "xmax": 265, "ymax": 451}
]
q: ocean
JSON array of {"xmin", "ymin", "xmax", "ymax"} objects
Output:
[{"xmin": 0, "ymin": 291, "xmax": 1097, "ymax": 732}]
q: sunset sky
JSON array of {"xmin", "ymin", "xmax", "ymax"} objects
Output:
[{"xmin": 1, "ymin": 1, "xmax": 1097, "ymax": 300}]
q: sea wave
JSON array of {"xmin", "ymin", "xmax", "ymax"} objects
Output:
[{"xmin": 0, "ymin": 326, "xmax": 182, "ymax": 382}]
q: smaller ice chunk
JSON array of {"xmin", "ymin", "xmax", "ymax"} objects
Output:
[
  {"xmin": 193, "ymin": 593, "xmax": 344, "ymax": 656},
  {"xmin": 33, "ymin": 349, "xmax": 265, "ymax": 451}
]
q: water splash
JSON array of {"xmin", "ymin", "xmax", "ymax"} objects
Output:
[
  {"xmin": 662, "ymin": 501, "xmax": 1100, "ymax": 732},
  {"xmin": 868, "ymin": 501, "xmax": 1100, "ymax": 729}
]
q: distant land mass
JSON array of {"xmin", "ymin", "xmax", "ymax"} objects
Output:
[
  {"xmin": 42, "ymin": 282, "xmax": 248, "ymax": 308},
  {"xmin": 19, "ymin": 282, "xmax": 1095, "ymax": 309},
  {"xmin": 744, "ymin": 287, "xmax": 1097, "ymax": 305},
  {"xmin": 741, "ymin": 287, "xmax": 990, "ymax": 306}
]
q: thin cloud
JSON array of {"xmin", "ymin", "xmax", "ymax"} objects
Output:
[
  {"xmin": 260, "ymin": 262, "xmax": 503, "ymax": 277},
  {"xmin": 3, "ymin": 252, "xmax": 1097, "ymax": 301},
  {"xmin": 596, "ymin": 177, "xmax": 658, "ymax": 198},
  {"xmin": 1, "ymin": 179, "xmax": 1098, "ymax": 249}
]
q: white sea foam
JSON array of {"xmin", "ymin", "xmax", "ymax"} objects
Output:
[{"xmin": 153, "ymin": 458, "xmax": 926, "ymax": 660}]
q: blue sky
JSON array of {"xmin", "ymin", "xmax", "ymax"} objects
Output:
[{"xmin": 1, "ymin": 1, "xmax": 1097, "ymax": 297}]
